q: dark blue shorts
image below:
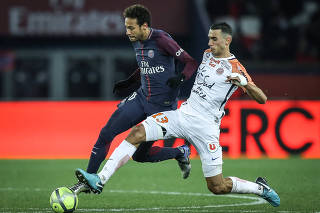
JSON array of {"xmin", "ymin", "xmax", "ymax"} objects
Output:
[{"xmin": 104, "ymin": 90, "xmax": 178, "ymax": 140}]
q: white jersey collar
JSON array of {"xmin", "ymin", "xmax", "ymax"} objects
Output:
[{"xmin": 211, "ymin": 52, "xmax": 236, "ymax": 60}]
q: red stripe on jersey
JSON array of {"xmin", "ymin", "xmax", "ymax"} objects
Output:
[
  {"xmin": 140, "ymin": 43, "xmax": 144, "ymax": 60},
  {"xmin": 145, "ymin": 75, "xmax": 151, "ymax": 100}
]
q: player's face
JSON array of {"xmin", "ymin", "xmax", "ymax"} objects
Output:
[
  {"xmin": 125, "ymin": 18, "xmax": 145, "ymax": 42},
  {"xmin": 208, "ymin": 29, "xmax": 230, "ymax": 57}
]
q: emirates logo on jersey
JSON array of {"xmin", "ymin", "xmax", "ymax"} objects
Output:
[
  {"xmin": 140, "ymin": 60, "xmax": 165, "ymax": 74},
  {"xmin": 216, "ymin": 68, "xmax": 224, "ymax": 75}
]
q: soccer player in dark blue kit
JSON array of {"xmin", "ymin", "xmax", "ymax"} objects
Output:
[{"xmin": 70, "ymin": 4, "xmax": 198, "ymax": 193}]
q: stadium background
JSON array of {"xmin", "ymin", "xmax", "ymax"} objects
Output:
[
  {"xmin": 0, "ymin": 1, "xmax": 320, "ymax": 212},
  {"xmin": 0, "ymin": 0, "xmax": 319, "ymax": 159}
]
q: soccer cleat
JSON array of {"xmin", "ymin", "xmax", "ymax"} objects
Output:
[
  {"xmin": 69, "ymin": 181, "xmax": 90, "ymax": 194},
  {"xmin": 255, "ymin": 177, "xmax": 280, "ymax": 207},
  {"xmin": 75, "ymin": 168, "xmax": 104, "ymax": 194},
  {"xmin": 176, "ymin": 145, "xmax": 191, "ymax": 179}
]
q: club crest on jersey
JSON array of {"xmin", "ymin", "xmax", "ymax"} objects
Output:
[
  {"xmin": 216, "ymin": 68, "xmax": 224, "ymax": 75},
  {"xmin": 207, "ymin": 142, "xmax": 218, "ymax": 153},
  {"xmin": 148, "ymin": 50, "xmax": 154, "ymax": 58}
]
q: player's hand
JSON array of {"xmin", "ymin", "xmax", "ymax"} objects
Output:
[
  {"xmin": 166, "ymin": 73, "xmax": 185, "ymax": 89},
  {"xmin": 113, "ymin": 79, "xmax": 131, "ymax": 94},
  {"xmin": 113, "ymin": 79, "xmax": 141, "ymax": 97},
  {"xmin": 226, "ymin": 73, "xmax": 247, "ymax": 87}
]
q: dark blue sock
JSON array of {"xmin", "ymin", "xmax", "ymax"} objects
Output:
[
  {"xmin": 132, "ymin": 142, "xmax": 183, "ymax": 163},
  {"xmin": 86, "ymin": 136, "xmax": 110, "ymax": 174},
  {"xmin": 147, "ymin": 146, "xmax": 183, "ymax": 162},
  {"xmin": 86, "ymin": 125, "xmax": 115, "ymax": 173}
]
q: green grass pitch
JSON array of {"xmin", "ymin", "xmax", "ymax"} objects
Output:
[{"xmin": 0, "ymin": 158, "xmax": 319, "ymax": 213}]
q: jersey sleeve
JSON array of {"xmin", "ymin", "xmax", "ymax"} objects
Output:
[
  {"xmin": 229, "ymin": 59, "xmax": 255, "ymax": 92},
  {"xmin": 201, "ymin": 49, "xmax": 211, "ymax": 64},
  {"xmin": 156, "ymin": 32, "xmax": 198, "ymax": 80}
]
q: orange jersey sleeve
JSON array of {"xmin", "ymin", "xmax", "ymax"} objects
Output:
[{"xmin": 229, "ymin": 59, "xmax": 255, "ymax": 92}]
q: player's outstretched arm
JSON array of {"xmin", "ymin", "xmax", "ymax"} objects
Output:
[
  {"xmin": 226, "ymin": 73, "xmax": 267, "ymax": 104},
  {"xmin": 244, "ymin": 83, "xmax": 267, "ymax": 104}
]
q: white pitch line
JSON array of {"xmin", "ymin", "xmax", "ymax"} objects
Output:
[
  {"xmin": 0, "ymin": 208, "xmax": 270, "ymax": 213},
  {"xmin": 107, "ymin": 189, "xmax": 267, "ymax": 207},
  {"xmin": 0, "ymin": 187, "xmax": 45, "ymax": 191},
  {"xmin": 0, "ymin": 188, "xmax": 271, "ymax": 212}
]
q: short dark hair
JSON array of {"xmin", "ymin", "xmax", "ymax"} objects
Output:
[
  {"xmin": 123, "ymin": 4, "xmax": 151, "ymax": 27},
  {"xmin": 210, "ymin": 23, "xmax": 232, "ymax": 36}
]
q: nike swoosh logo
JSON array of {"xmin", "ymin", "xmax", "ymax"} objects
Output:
[
  {"xmin": 257, "ymin": 182, "xmax": 270, "ymax": 190},
  {"xmin": 96, "ymin": 182, "xmax": 103, "ymax": 188},
  {"xmin": 212, "ymin": 157, "xmax": 219, "ymax": 161}
]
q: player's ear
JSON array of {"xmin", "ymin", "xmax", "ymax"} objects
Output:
[
  {"xmin": 141, "ymin": 22, "xmax": 148, "ymax": 30},
  {"xmin": 225, "ymin": 36, "xmax": 232, "ymax": 46}
]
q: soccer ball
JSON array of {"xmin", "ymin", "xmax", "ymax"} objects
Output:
[{"xmin": 50, "ymin": 187, "xmax": 78, "ymax": 213}]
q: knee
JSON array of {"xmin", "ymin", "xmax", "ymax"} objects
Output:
[{"xmin": 126, "ymin": 125, "xmax": 146, "ymax": 145}]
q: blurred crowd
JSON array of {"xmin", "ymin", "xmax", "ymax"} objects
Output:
[
  {"xmin": 206, "ymin": 0, "xmax": 320, "ymax": 62},
  {"xmin": 1, "ymin": 0, "xmax": 319, "ymax": 100}
]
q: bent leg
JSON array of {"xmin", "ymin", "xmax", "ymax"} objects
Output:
[
  {"xmin": 206, "ymin": 172, "xmax": 233, "ymax": 195},
  {"xmin": 132, "ymin": 142, "xmax": 183, "ymax": 163},
  {"xmin": 132, "ymin": 102, "xmax": 183, "ymax": 163},
  {"xmin": 97, "ymin": 110, "xmax": 180, "ymax": 185},
  {"xmin": 87, "ymin": 98, "xmax": 146, "ymax": 173},
  {"xmin": 98, "ymin": 124, "xmax": 147, "ymax": 184},
  {"xmin": 205, "ymin": 165, "xmax": 263, "ymax": 196},
  {"xmin": 133, "ymin": 110, "xmax": 191, "ymax": 179},
  {"xmin": 132, "ymin": 111, "xmax": 183, "ymax": 163},
  {"xmin": 132, "ymin": 142, "xmax": 153, "ymax": 162}
]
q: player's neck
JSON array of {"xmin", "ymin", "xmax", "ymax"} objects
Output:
[
  {"xmin": 214, "ymin": 50, "xmax": 232, "ymax": 58},
  {"xmin": 141, "ymin": 28, "xmax": 151, "ymax": 41}
]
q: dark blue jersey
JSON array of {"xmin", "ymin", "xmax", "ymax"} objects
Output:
[
  {"xmin": 87, "ymin": 29, "xmax": 198, "ymax": 173},
  {"xmin": 132, "ymin": 28, "xmax": 197, "ymax": 106}
]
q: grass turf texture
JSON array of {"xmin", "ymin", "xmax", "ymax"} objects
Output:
[{"xmin": 0, "ymin": 159, "xmax": 319, "ymax": 213}]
